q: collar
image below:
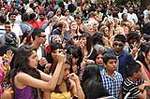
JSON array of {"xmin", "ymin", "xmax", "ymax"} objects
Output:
[{"xmin": 102, "ymin": 69, "xmax": 117, "ymax": 79}]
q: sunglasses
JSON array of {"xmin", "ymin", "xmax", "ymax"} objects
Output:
[
  {"xmin": 39, "ymin": 35, "xmax": 46, "ymax": 38},
  {"xmin": 113, "ymin": 42, "xmax": 124, "ymax": 47}
]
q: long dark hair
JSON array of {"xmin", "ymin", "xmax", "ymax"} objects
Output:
[
  {"xmin": 10, "ymin": 45, "xmax": 41, "ymax": 99},
  {"xmin": 137, "ymin": 42, "xmax": 150, "ymax": 71},
  {"xmin": 82, "ymin": 64, "xmax": 109, "ymax": 99},
  {"xmin": 45, "ymin": 42, "xmax": 63, "ymax": 74},
  {"xmin": 54, "ymin": 62, "xmax": 71, "ymax": 93},
  {"xmin": 66, "ymin": 45, "xmax": 83, "ymax": 75}
]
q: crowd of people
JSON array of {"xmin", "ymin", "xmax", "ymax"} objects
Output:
[{"xmin": 0, "ymin": 0, "xmax": 150, "ymax": 99}]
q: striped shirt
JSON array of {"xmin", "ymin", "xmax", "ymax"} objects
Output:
[
  {"xmin": 100, "ymin": 69, "xmax": 123, "ymax": 98},
  {"xmin": 122, "ymin": 78, "xmax": 143, "ymax": 98}
]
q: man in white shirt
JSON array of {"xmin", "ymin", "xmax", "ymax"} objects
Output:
[
  {"xmin": 143, "ymin": 5, "xmax": 150, "ymax": 24},
  {"xmin": 127, "ymin": 7, "xmax": 138, "ymax": 24}
]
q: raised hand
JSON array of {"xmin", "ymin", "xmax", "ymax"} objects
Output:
[
  {"xmin": 68, "ymin": 73, "xmax": 80, "ymax": 82},
  {"xmin": 39, "ymin": 57, "xmax": 48, "ymax": 66},
  {"xmin": 3, "ymin": 50, "xmax": 14, "ymax": 63},
  {"xmin": 57, "ymin": 50, "xmax": 66, "ymax": 64}
]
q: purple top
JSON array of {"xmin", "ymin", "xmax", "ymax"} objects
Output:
[{"xmin": 15, "ymin": 86, "xmax": 34, "ymax": 99}]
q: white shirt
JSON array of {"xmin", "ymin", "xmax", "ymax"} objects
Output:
[
  {"xmin": 127, "ymin": 13, "xmax": 138, "ymax": 24},
  {"xmin": 12, "ymin": 23, "xmax": 23, "ymax": 44}
]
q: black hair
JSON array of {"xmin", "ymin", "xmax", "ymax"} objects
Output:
[
  {"xmin": 114, "ymin": 34, "xmax": 126, "ymax": 44},
  {"xmin": 121, "ymin": 13, "xmax": 128, "ymax": 19},
  {"xmin": 10, "ymin": 45, "xmax": 41, "ymax": 99},
  {"xmin": 103, "ymin": 52, "xmax": 117, "ymax": 64},
  {"xmin": 0, "ymin": 32, "xmax": 18, "ymax": 56},
  {"xmin": 91, "ymin": 32, "xmax": 104, "ymax": 46},
  {"xmin": 136, "ymin": 42, "xmax": 150, "ymax": 72},
  {"xmin": 45, "ymin": 43, "xmax": 63, "ymax": 73},
  {"xmin": 21, "ymin": 13, "xmax": 29, "ymax": 22},
  {"xmin": 31, "ymin": 28, "xmax": 44, "ymax": 40},
  {"xmin": 82, "ymin": 64, "xmax": 109, "ymax": 99},
  {"xmin": 5, "ymin": 32, "xmax": 18, "ymax": 48},
  {"xmin": 0, "ymin": 13, "xmax": 6, "ymax": 23},
  {"xmin": 54, "ymin": 62, "xmax": 71, "ymax": 93},
  {"xmin": 50, "ymin": 42, "xmax": 63, "ymax": 52},
  {"xmin": 29, "ymin": 3, "xmax": 34, "ymax": 9},
  {"xmin": 80, "ymin": 32, "xmax": 92, "ymax": 53},
  {"xmin": 66, "ymin": 45, "xmax": 83, "ymax": 75},
  {"xmin": 126, "ymin": 62, "xmax": 141, "ymax": 77},
  {"xmin": 140, "ymin": 42, "xmax": 150, "ymax": 54},
  {"xmin": 127, "ymin": 31, "xmax": 141, "ymax": 43},
  {"xmin": 29, "ymin": 13, "xmax": 36, "ymax": 20},
  {"xmin": 82, "ymin": 64, "xmax": 101, "ymax": 82}
]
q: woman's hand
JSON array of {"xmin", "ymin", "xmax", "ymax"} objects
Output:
[
  {"xmin": 3, "ymin": 50, "xmax": 14, "ymax": 63},
  {"xmin": 57, "ymin": 51, "xmax": 66, "ymax": 64},
  {"xmin": 68, "ymin": 73, "xmax": 80, "ymax": 83}
]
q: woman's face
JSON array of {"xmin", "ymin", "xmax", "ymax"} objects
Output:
[
  {"xmin": 28, "ymin": 50, "xmax": 38, "ymax": 68},
  {"xmin": 72, "ymin": 57, "xmax": 79, "ymax": 65},
  {"xmin": 63, "ymin": 63, "xmax": 70, "ymax": 80},
  {"xmin": 146, "ymin": 50, "xmax": 150, "ymax": 62},
  {"xmin": 80, "ymin": 37, "xmax": 87, "ymax": 47},
  {"xmin": 70, "ymin": 22, "xmax": 78, "ymax": 30},
  {"xmin": 52, "ymin": 35, "xmax": 62, "ymax": 44},
  {"xmin": 95, "ymin": 54, "xmax": 103, "ymax": 65},
  {"xmin": 103, "ymin": 27, "xmax": 109, "ymax": 37},
  {"xmin": 75, "ymin": 17, "xmax": 82, "ymax": 25},
  {"xmin": 51, "ymin": 49, "xmax": 60, "ymax": 61}
]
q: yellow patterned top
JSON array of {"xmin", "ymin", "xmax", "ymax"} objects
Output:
[
  {"xmin": 50, "ymin": 81, "xmax": 72, "ymax": 99},
  {"xmin": 51, "ymin": 92, "xmax": 71, "ymax": 99}
]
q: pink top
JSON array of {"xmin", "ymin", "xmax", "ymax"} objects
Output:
[{"xmin": 0, "ymin": 57, "xmax": 5, "ymax": 96}]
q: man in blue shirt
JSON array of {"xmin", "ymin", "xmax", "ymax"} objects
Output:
[
  {"xmin": 106, "ymin": 34, "xmax": 134, "ymax": 78},
  {"xmin": 100, "ymin": 52, "xmax": 123, "ymax": 98}
]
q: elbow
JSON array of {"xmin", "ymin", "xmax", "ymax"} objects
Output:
[
  {"xmin": 46, "ymin": 82, "xmax": 56, "ymax": 91},
  {"xmin": 48, "ymin": 84, "xmax": 56, "ymax": 91}
]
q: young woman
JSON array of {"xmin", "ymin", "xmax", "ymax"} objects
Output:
[
  {"xmin": 82, "ymin": 64, "xmax": 109, "ymax": 99},
  {"xmin": 66, "ymin": 45, "xmax": 83, "ymax": 75},
  {"xmin": 45, "ymin": 42, "xmax": 84, "ymax": 99},
  {"xmin": 136, "ymin": 42, "xmax": 150, "ymax": 80},
  {"xmin": 10, "ymin": 45, "xmax": 65, "ymax": 99},
  {"xmin": 50, "ymin": 62, "xmax": 85, "ymax": 99}
]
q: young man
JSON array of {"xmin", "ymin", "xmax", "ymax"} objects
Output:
[
  {"xmin": 100, "ymin": 52, "xmax": 123, "ymax": 98},
  {"xmin": 122, "ymin": 62, "xmax": 150, "ymax": 99},
  {"xmin": 106, "ymin": 34, "xmax": 134, "ymax": 78}
]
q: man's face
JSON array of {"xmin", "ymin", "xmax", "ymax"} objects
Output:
[
  {"xmin": 10, "ymin": 14, "xmax": 16, "ymax": 22},
  {"xmin": 105, "ymin": 59, "xmax": 117, "ymax": 72},
  {"xmin": 36, "ymin": 33, "xmax": 46, "ymax": 44},
  {"xmin": 113, "ymin": 41, "xmax": 124, "ymax": 53}
]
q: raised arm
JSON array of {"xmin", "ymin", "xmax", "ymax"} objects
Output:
[{"xmin": 16, "ymin": 52, "xmax": 66, "ymax": 91}]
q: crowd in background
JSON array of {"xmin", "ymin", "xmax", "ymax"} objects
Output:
[{"xmin": 0, "ymin": 0, "xmax": 150, "ymax": 99}]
